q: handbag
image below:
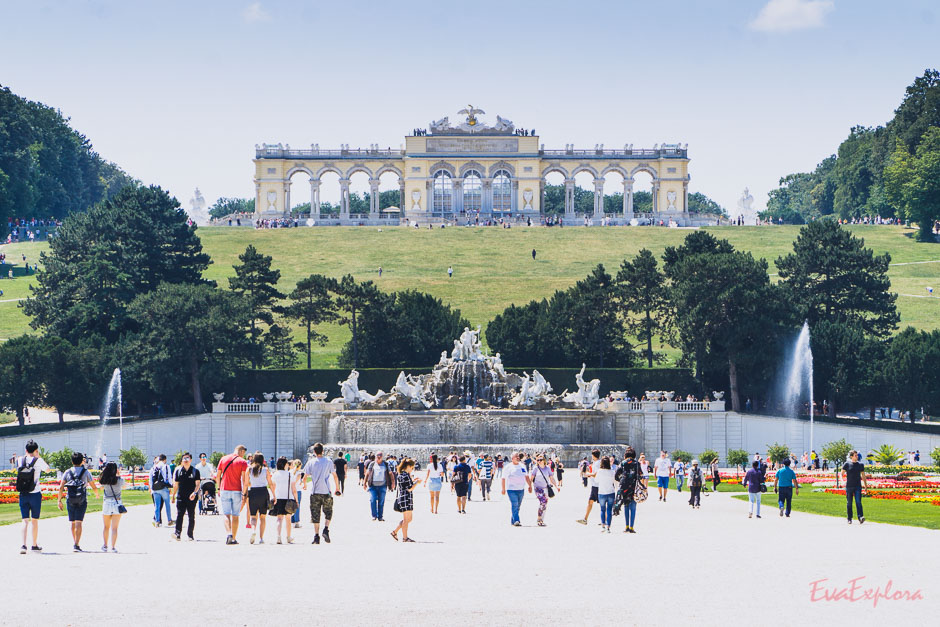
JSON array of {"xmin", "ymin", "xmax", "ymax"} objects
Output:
[
  {"xmin": 634, "ymin": 467, "xmax": 649, "ymax": 503},
  {"xmin": 108, "ymin": 484, "xmax": 128, "ymax": 514},
  {"xmin": 539, "ymin": 467, "xmax": 555, "ymax": 498}
]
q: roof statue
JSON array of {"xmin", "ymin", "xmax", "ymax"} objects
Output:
[
  {"xmin": 429, "ymin": 106, "xmax": 516, "ymax": 135},
  {"xmin": 457, "ymin": 105, "xmax": 485, "ymax": 126}
]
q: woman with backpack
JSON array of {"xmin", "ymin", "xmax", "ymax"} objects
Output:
[
  {"xmin": 530, "ymin": 454, "xmax": 560, "ymax": 526},
  {"xmin": 424, "ymin": 453, "xmax": 444, "ymax": 514},
  {"xmin": 687, "ymin": 460, "xmax": 704, "ymax": 509},
  {"xmin": 99, "ymin": 462, "xmax": 125, "ymax": 551},
  {"xmin": 390, "ymin": 458, "xmax": 422, "ymax": 542},
  {"xmin": 244, "ymin": 453, "xmax": 275, "ymax": 544},
  {"xmin": 614, "ymin": 447, "xmax": 647, "ymax": 534}
]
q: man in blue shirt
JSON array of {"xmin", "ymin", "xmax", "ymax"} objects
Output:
[{"xmin": 773, "ymin": 457, "xmax": 800, "ymax": 517}]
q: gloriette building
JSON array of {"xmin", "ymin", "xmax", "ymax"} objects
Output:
[{"xmin": 253, "ymin": 107, "xmax": 691, "ymax": 224}]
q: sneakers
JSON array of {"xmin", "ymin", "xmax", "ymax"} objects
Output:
[
  {"xmin": 628, "ymin": 527, "xmax": 637, "ymax": 534},
  {"xmin": 73, "ymin": 545, "xmax": 82, "ymax": 552},
  {"xmin": 859, "ymin": 516, "xmax": 866, "ymax": 524},
  {"xmin": 847, "ymin": 519, "xmax": 853, "ymax": 524},
  {"xmin": 250, "ymin": 533, "xmax": 256, "ymax": 544},
  {"xmin": 258, "ymin": 538, "xmax": 264, "ymax": 545},
  {"xmin": 312, "ymin": 534, "xmax": 320, "ymax": 545},
  {"xmin": 575, "ymin": 519, "xmax": 587, "ymax": 525},
  {"xmin": 779, "ymin": 506, "xmax": 784, "ymax": 517},
  {"xmin": 31, "ymin": 545, "xmax": 42, "ymax": 552},
  {"xmin": 153, "ymin": 521, "xmax": 161, "ymax": 528},
  {"xmin": 225, "ymin": 535, "xmax": 233, "ymax": 545},
  {"xmin": 748, "ymin": 513, "xmax": 753, "ymax": 518},
  {"xmin": 322, "ymin": 528, "xmax": 331, "ymax": 543},
  {"xmin": 187, "ymin": 536, "xmax": 194, "ymax": 542},
  {"xmin": 277, "ymin": 536, "xmax": 282, "ymax": 545},
  {"xmin": 756, "ymin": 515, "xmax": 761, "ymax": 519},
  {"xmin": 513, "ymin": 521, "xmax": 521, "ymax": 527},
  {"xmin": 111, "ymin": 547, "xmax": 119, "ymax": 553},
  {"xmin": 102, "ymin": 544, "xmax": 109, "ymax": 552},
  {"xmin": 19, "ymin": 545, "xmax": 27, "ymax": 554},
  {"xmin": 287, "ymin": 537, "xmax": 294, "ymax": 544},
  {"xmin": 174, "ymin": 533, "xmax": 181, "ymax": 541}
]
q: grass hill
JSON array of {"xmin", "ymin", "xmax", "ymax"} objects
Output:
[{"xmin": 1, "ymin": 224, "xmax": 937, "ymax": 367}]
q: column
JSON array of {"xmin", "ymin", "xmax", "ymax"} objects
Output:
[
  {"xmin": 623, "ymin": 178, "xmax": 634, "ymax": 220},
  {"xmin": 683, "ymin": 181, "xmax": 689, "ymax": 213},
  {"xmin": 283, "ymin": 182, "xmax": 291, "ymax": 215},
  {"xmin": 453, "ymin": 178, "xmax": 464, "ymax": 216},
  {"xmin": 369, "ymin": 178, "xmax": 380, "ymax": 219},
  {"xmin": 254, "ymin": 183, "xmax": 261, "ymax": 218},
  {"xmin": 482, "ymin": 178, "xmax": 493, "ymax": 215},
  {"xmin": 593, "ymin": 178, "xmax": 605, "ymax": 219},
  {"xmin": 339, "ymin": 178, "xmax": 350, "ymax": 221},
  {"xmin": 539, "ymin": 179, "xmax": 545, "ymax": 216},
  {"xmin": 652, "ymin": 180, "xmax": 660, "ymax": 214},
  {"xmin": 400, "ymin": 181, "xmax": 406, "ymax": 216},
  {"xmin": 564, "ymin": 178, "xmax": 575, "ymax": 218},
  {"xmin": 310, "ymin": 179, "xmax": 320, "ymax": 217},
  {"xmin": 511, "ymin": 180, "xmax": 519, "ymax": 214}
]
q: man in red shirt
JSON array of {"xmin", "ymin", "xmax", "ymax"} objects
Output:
[{"xmin": 217, "ymin": 445, "xmax": 248, "ymax": 545}]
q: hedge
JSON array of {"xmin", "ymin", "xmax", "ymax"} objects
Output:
[{"xmin": 223, "ymin": 367, "xmax": 698, "ymax": 400}]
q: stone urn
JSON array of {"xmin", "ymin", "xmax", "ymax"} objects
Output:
[
  {"xmin": 665, "ymin": 391, "xmax": 675, "ymax": 401},
  {"xmin": 310, "ymin": 391, "xmax": 328, "ymax": 402},
  {"xmin": 213, "ymin": 392, "xmax": 225, "ymax": 402},
  {"xmin": 263, "ymin": 392, "xmax": 274, "ymax": 402},
  {"xmin": 713, "ymin": 391, "xmax": 725, "ymax": 401}
]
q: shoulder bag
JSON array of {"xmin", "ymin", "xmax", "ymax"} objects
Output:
[
  {"xmin": 284, "ymin": 472, "xmax": 298, "ymax": 514},
  {"xmin": 633, "ymin": 465, "xmax": 648, "ymax": 503},
  {"xmin": 108, "ymin": 483, "xmax": 128, "ymax": 514},
  {"xmin": 539, "ymin": 467, "xmax": 555, "ymax": 498}
]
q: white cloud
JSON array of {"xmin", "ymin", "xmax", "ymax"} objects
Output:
[
  {"xmin": 242, "ymin": 2, "xmax": 271, "ymax": 23},
  {"xmin": 749, "ymin": 0, "xmax": 834, "ymax": 32}
]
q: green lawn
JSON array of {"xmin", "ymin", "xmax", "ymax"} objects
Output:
[
  {"xmin": 1, "ymin": 225, "xmax": 938, "ymax": 365},
  {"xmin": 730, "ymin": 491, "xmax": 940, "ymax": 530},
  {"xmin": 0, "ymin": 413, "xmax": 16, "ymax": 425},
  {"xmin": 0, "ymin": 489, "xmax": 154, "ymax": 526}
]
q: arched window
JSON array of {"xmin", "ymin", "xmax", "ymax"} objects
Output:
[
  {"xmin": 463, "ymin": 170, "xmax": 482, "ymax": 214},
  {"xmin": 493, "ymin": 169, "xmax": 512, "ymax": 214},
  {"xmin": 432, "ymin": 170, "xmax": 453, "ymax": 217}
]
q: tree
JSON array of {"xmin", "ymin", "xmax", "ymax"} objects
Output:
[
  {"xmin": 554, "ymin": 264, "xmax": 630, "ymax": 367},
  {"xmin": 671, "ymin": 450, "xmax": 693, "ymax": 463},
  {"xmin": 36, "ymin": 336, "xmax": 100, "ymax": 423},
  {"xmin": 872, "ymin": 444, "xmax": 903, "ymax": 465},
  {"xmin": 209, "ymin": 451, "xmax": 224, "ymax": 466},
  {"xmin": 0, "ymin": 335, "xmax": 47, "ymax": 425},
  {"xmin": 699, "ymin": 448, "xmax": 720, "ymax": 469},
  {"xmin": 883, "ymin": 327, "xmax": 940, "ymax": 422},
  {"xmin": 727, "ymin": 449, "xmax": 749, "ymax": 478},
  {"xmin": 208, "ymin": 197, "xmax": 254, "ymax": 220},
  {"xmin": 46, "ymin": 447, "xmax": 76, "ymax": 473},
  {"xmin": 821, "ymin": 439, "xmax": 853, "ymax": 487},
  {"xmin": 687, "ymin": 192, "xmax": 727, "ymax": 216},
  {"xmin": 282, "ymin": 274, "xmax": 338, "ymax": 368},
  {"xmin": 125, "ymin": 283, "xmax": 257, "ymax": 409},
  {"xmin": 884, "ymin": 127, "xmax": 940, "ymax": 241},
  {"xmin": 332, "ymin": 275, "xmax": 383, "ymax": 368},
  {"xmin": 119, "ymin": 446, "xmax": 147, "ymax": 469},
  {"xmin": 615, "ymin": 249, "xmax": 670, "ymax": 367},
  {"xmin": 486, "ymin": 299, "xmax": 564, "ymax": 367},
  {"xmin": 228, "ymin": 244, "xmax": 284, "ymax": 366},
  {"xmin": 766, "ymin": 442, "xmax": 791, "ymax": 465},
  {"xmin": 263, "ymin": 323, "xmax": 298, "ymax": 369},
  {"xmin": 931, "ymin": 447, "xmax": 940, "ymax": 468},
  {"xmin": 23, "ymin": 184, "xmax": 211, "ymax": 344}
]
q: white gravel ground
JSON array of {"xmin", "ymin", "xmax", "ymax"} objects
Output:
[{"xmin": 3, "ymin": 480, "xmax": 936, "ymax": 625}]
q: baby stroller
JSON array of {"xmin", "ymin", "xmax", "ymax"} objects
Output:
[{"xmin": 199, "ymin": 480, "xmax": 219, "ymax": 515}]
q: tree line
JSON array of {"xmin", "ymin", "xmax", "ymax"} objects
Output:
[
  {"xmin": 763, "ymin": 69, "xmax": 940, "ymax": 240},
  {"xmin": 0, "ymin": 85, "xmax": 137, "ymax": 232}
]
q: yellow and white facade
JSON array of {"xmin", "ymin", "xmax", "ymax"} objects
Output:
[{"xmin": 253, "ymin": 108, "xmax": 690, "ymax": 224}]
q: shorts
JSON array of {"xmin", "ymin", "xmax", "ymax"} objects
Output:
[
  {"xmin": 428, "ymin": 477, "xmax": 443, "ymax": 492},
  {"xmin": 454, "ymin": 482, "xmax": 469, "ymax": 498},
  {"xmin": 248, "ymin": 487, "xmax": 270, "ymax": 516},
  {"xmin": 67, "ymin": 500, "xmax": 87, "ymax": 521},
  {"xmin": 309, "ymin": 493, "xmax": 334, "ymax": 524},
  {"xmin": 102, "ymin": 500, "xmax": 122, "ymax": 516},
  {"xmin": 270, "ymin": 498, "xmax": 291, "ymax": 516},
  {"xmin": 589, "ymin": 486, "xmax": 599, "ymax": 502},
  {"xmin": 657, "ymin": 476, "xmax": 670, "ymax": 489},
  {"xmin": 18, "ymin": 492, "xmax": 42, "ymax": 519},
  {"xmin": 220, "ymin": 490, "xmax": 243, "ymax": 516}
]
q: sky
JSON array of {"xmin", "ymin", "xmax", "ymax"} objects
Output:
[{"xmin": 1, "ymin": 0, "xmax": 938, "ymax": 211}]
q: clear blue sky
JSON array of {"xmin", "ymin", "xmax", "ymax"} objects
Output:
[{"xmin": 1, "ymin": 0, "xmax": 938, "ymax": 211}]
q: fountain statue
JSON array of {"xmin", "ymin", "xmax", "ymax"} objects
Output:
[
  {"xmin": 561, "ymin": 364, "xmax": 601, "ymax": 409},
  {"xmin": 338, "ymin": 370, "xmax": 386, "ymax": 406}
]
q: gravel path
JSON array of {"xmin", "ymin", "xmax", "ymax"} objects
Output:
[{"xmin": 3, "ymin": 480, "xmax": 935, "ymax": 624}]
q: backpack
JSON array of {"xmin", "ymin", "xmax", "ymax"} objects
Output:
[
  {"xmin": 16, "ymin": 457, "xmax": 38, "ymax": 493},
  {"xmin": 65, "ymin": 467, "xmax": 88, "ymax": 507},
  {"xmin": 690, "ymin": 468, "xmax": 703, "ymax": 487},
  {"xmin": 151, "ymin": 465, "xmax": 168, "ymax": 490}
]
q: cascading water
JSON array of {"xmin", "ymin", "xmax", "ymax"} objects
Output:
[
  {"xmin": 783, "ymin": 322, "xmax": 814, "ymax": 456},
  {"xmin": 95, "ymin": 368, "xmax": 123, "ymax": 462}
]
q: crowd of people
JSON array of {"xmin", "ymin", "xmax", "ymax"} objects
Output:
[
  {"xmin": 13, "ymin": 437, "xmax": 882, "ymax": 554},
  {"xmin": 4, "ymin": 217, "xmax": 61, "ymax": 243}
]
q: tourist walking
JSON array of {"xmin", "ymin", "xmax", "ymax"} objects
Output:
[
  {"xmin": 501, "ymin": 451, "xmax": 533, "ymax": 526},
  {"xmin": 270, "ymin": 457, "xmax": 298, "ymax": 544},
  {"xmin": 358, "ymin": 454, "xmax": 366, "ymax": 486},
  {"xmin": 194, "ymin": 453, "xmax": 215, "ymax": 514},
  {"xmin": 245, "ymin": 453, "xmax": 275, "ymax": 544},
  {"xmin": 15, "ymin": 440, "xmax": 50, "ymax": 554},
  {"xmin": 218, "ymin": 445, "xmax": 248, "ymax": 545},
  {"xmin": 478, "ymin": 454, "xmax": 494, "ymax": 500},
  {"xmin": 447, "ymin": 265, "xmax": 453, "ymax": 278},
  {"xmin": 743, "ymin": 461, "xmax": 763, "ymax": 518},
  {"xmin": 390, "ymin": 458, "xmax": 422, "ymax": 542},
  {"xmin": 653, "ymin": 450, "xmax": 673, "ymax": 502},
  {"xmin": 638, "ymin": 453, "xmax": 650, "ymax": 477},
  {"xmin": 674, "ymin": 458, "xmax": 686, "ymax": 492},
  {"xmin": 363, "ymin": 451, "xmax": 396, "ymax": 522},
  {"xmin": 98, "ymin": 462, "xmax": 124, "ymax": 551},
  {"xmin": 688, "ymin": 460, "xmax": 703, "ymax": 508},
  {"xmin": 595, "ymin": 457, "xmax": 616, "ymax": 532},
  {"xmin": 334, "ymin": 452, "xmax": 347, "ymax": 495},
  {"xmin": 843, "ymin": 450, "xmax": 869, "ymax": 524},
  {"xmin": 576, "ymin": 449, "xmax": 602, "ymax": 525},
  {"xmin": 452, "ymin": 455, "xmax": 472, "ymax": 514},
  {"xmin": 579, "ymin": 457, "xmax": 589, "ymax": 487},
  {"xmin": 57, "ymin": 452, "xmax": 99, "ymax": 552},
  {"xmin": 773, "ymin": 457, "xmax": 799, "ymax": 517},
  {"xmin": 150, "ymin": 454, "xmax": 173, "ymax": 527},
  {"xmin": 290, "ymin": 459, "xmax": 304, "ymax": 528},
  {"xmin": 554, "ymin": 458, "xmax": 564, "ymax": 487},
  {"xmin": 615, "ymin": 447, "xmax": 646, "ymax": 533},
  {"xmin": 171, "ymin": 453, "xmax": 200, "ymax": 541},
  {"xmin": 424, "ymin": 453, "xmax": 444, "ymax": 513},
  {"xmin": 710, "ymin": 457, "xmax": 721, "ymax": 492},
  {"xmin": 304, "ymin": 442, "xmax": 338, "ymax": 544},
  {"xmin": 530, "ymin": 454, "xmax": 559, "ymax": 526}
]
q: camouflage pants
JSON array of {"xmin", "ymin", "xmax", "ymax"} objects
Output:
[{"xmin": 309, "ymin": 493, "xmax": 333, "ymax": 524}]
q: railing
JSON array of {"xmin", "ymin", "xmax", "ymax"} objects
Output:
[
  {"xmin": 256, "ymin": 146, "xmax": 403, "ymax": 159},
  {"xmin": 227, "ymin": 403, "xmax": 260, "ymax": 413},
  {"xmin": 540, "ymin": 148, "xmax": 687, "ymax": 159},
  {"xmin": 676, "ymin": 402, "xmax": 708, "ymax": 412},
  {"xmin": 295, "ymin": 402, "xmax": 308, "ymax": 412}
]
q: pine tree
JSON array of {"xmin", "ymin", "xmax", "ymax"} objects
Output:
[
  {"xmin": 282, "ymin": 274, "xmax": 338, "ymax": 369},
  {"xmin": 616, "ymin": 249, "xmax": 670, "ymax": 367},
  {"xmin": 228, "ymin": 245, "xmax": 284, "ymax": 366}
]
